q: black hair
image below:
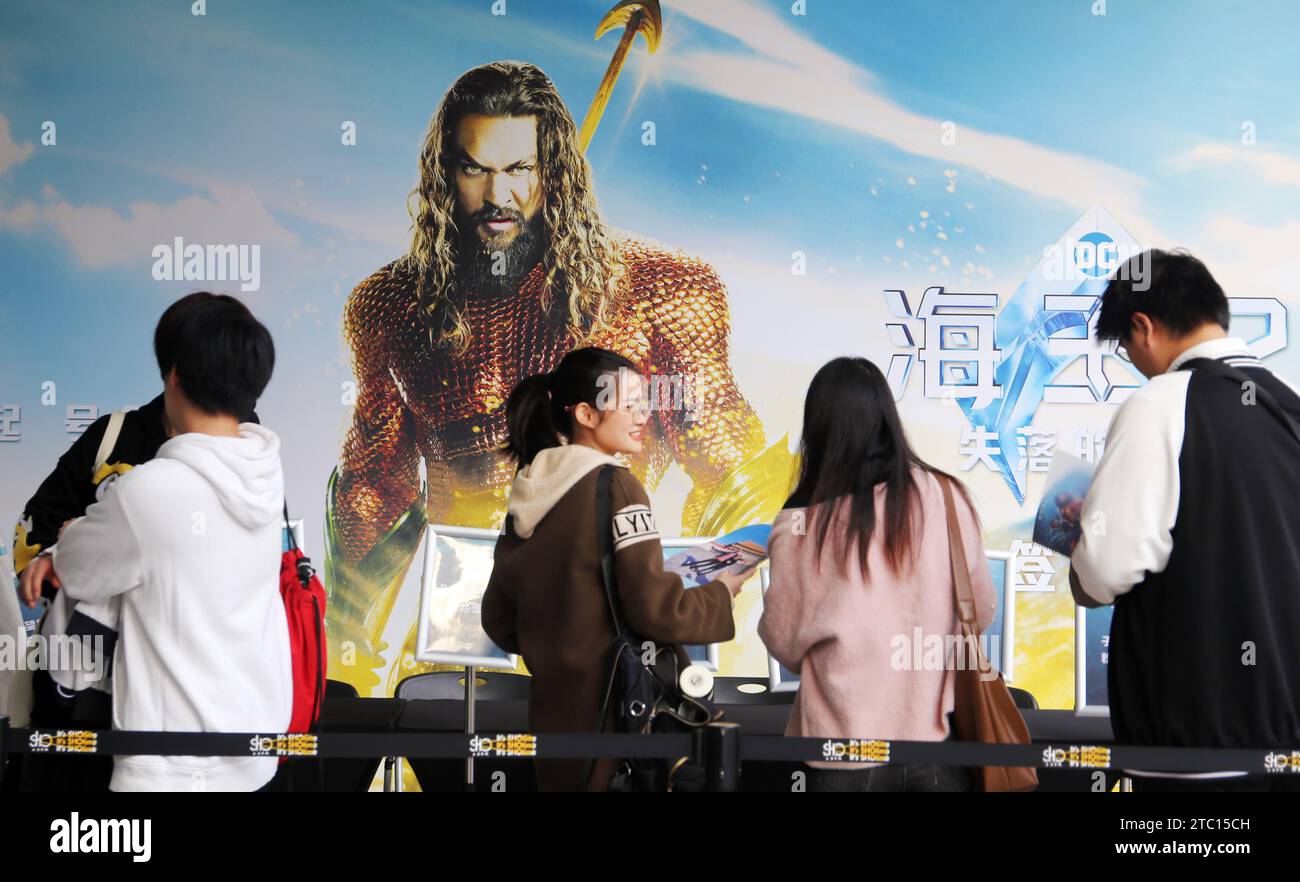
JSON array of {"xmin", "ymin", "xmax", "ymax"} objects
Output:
[
  {"xmin": 153, "ymin": 292, "xmax": 275, "ymax": 418},
  {"xmin": 1095, "ymin": 248, "xmax": 1230, "ymax": 342},
  {"xmin": 503, "ymin": 346, "xmax": 639, "ymax": 467},
  {"xmin": 785, "ymin": 356, "xmax": 975, "ymax": 577}
]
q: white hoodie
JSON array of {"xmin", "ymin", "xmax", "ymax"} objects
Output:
[
  {"xmin": 506, "ymin": 444, "xmax": 623, "ymax": 539},
  {"xmin": 53, "ymin": 423, "xmax": 292, "ymax": 792}
]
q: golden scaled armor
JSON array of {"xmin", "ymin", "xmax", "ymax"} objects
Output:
[{"xmin": 325, "ymin": 237, "xmax": 792, "ymax": 694}]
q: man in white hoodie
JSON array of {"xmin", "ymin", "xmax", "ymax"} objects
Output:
[{"xmin": 49, "ymin": 292, "xmax": 292, "ymax": 792}]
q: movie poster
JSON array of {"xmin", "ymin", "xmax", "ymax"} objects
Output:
[{"xmin": 3, "ymin": 1, "xmax": 1298, "ymax": 741}]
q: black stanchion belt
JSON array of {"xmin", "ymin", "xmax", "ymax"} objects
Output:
[{"xmin": 7, "ymin": 727, "xmax": 1300, "ymax": 775}]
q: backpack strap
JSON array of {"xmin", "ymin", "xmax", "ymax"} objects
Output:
[
  {"xmin": 595, "ymin": 465, "xmax": 628, "ymax": 639},
  {"xmin": 281, "ymin": 496, "xmax": 326, "ymax": 754},
  {"xmin": 588, "ymin": 465, "xmax": 625, "ymax": 790},
  {"xmin": 1179, "ymin": 357, "xmax": 1300, "ymax": 447},
  {"xmin": 92, "ymin": 410, "xmax": 126, "ymax": 478},
  {"xmin": 283, "ymin": 501, "xmax": 298, "ymax": 552}
]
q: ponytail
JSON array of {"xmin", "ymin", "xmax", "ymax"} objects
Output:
[
  {"xmin": 503, "ymin": 372, "xmax": 561, "ymax": 466},
  {"xmin": 502, "ymin": 347, "xmax": 639, "ymax": 467}
]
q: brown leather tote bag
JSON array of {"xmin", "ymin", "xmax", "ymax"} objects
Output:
[{"xmin": 940, "ymin": 476, "xmax": 1038, "ymax": 792}]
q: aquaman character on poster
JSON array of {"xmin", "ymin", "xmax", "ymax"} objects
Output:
[{"xmin": 326, "ymin": 59, "xmax": 790, "ymax": 695}]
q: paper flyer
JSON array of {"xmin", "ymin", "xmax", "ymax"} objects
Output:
[
  {"xmin": 1031, "ymin": 451, "xmax": 1096, "ymax": 557},
  {"xmin": 663, "ymin": 524, "xmax": 771, "ymax": 587}
]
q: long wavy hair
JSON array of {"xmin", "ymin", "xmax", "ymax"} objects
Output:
[{"xmin": 398, "ymin": 60, "xmax": 626, "ymax": 355}]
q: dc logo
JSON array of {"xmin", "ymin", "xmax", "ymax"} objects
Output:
[{"xmin": 1073, "ymin": 231, "xmax": 1119, "ymax": 278}]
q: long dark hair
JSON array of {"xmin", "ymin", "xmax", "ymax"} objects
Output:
[
  {"xmin": 503, "ymin": 346, "xmax": 638, "ymax": 467},
  {"xmin": 785, "ymin": 357, "xmax": 975, "ymax": 576}
]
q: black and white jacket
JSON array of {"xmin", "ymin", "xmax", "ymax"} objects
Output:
[
  {"xmin": 14, "ymin": 397, "xmax": 171, "ymax": 723},
  {"xmin": 1072, "ymin": 337, "xmax": 1300, "ymax": 765}
]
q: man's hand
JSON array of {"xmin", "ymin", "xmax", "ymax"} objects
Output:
[{"xmin": 19, "ymin": 552, "xmax": 60, "ymax": 609}]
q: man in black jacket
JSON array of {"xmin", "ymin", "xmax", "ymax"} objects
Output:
[{"xmin": 1071, "ymin": 250, "xmax": 1300, "ymax": 792}]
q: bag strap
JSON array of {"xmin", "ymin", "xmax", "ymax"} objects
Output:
[
  {"xmin": 595, "ymin": 465, "xmax": 628, "ymax": 639},
  {"xmin": 92, "ymin": 411, "xmax": 126, "ymax": 477},
  {"xmin": 939, "ymin": 475, "xmax": 980, "ymax": 631},
  {"xmin": 1179, "ymin": 357, "xmax": 1300, "ymax": 447},
  {"xmin": 283, "ymin": 501, "xmax": 298, "ymax": 552},
  {"xmin": 587, "ymin": 465, "xmax": 623, "ymax": 790},
  {"xmin": 281, "ymin": 497, "xmax": 326, "ymax": 742}
]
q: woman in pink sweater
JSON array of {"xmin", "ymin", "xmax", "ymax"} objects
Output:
[{"xmin": 757, "ymin": 357, "xmax": 996, "ymax": 793}]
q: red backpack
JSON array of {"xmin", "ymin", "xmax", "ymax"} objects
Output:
[{"xmin": 281, "ymin": 503, "xmax": 327, "ymax": 734}]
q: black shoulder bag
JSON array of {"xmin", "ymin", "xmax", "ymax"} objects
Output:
[{"xmin": 588, "ymin": 465, "xmax": 718, "ymax": 792}]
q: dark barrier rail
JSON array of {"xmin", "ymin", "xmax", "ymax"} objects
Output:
[{"xmin": 5, "ymin": 716, "xmax": 1300, "ymax": 776}]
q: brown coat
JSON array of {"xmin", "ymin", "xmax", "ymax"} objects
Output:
[{"xmin": 481, "ymin": 451, "xmax": 735, "ymax": 791}]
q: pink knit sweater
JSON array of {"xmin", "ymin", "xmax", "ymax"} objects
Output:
[{"xmin": 757, "ymin": 469, "xmax": 996, "ymax": 766}]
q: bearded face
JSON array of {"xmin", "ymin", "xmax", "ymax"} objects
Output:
[
  {"xmin": 456, "ymin": 203, "xmax": 545, "ymax": 297},
  {"xmin": 451, "ymin": 113, "xmax": 546, "ymax": 296}
]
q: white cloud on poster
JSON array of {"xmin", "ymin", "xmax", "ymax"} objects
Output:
[
  {"xmin": 1172, "ymin": 143, "xmax": 1300, "ymax": 188},
  {"xmin": 0, "ymin": 181, "xmax": 298, "ymax": 269},
  {"xmin": 661, "ymin": 0, "xmax": 1162, "ymax": 244},
  {"xmin": 0, "ymin": 113, "xmax": 35, "ymax": 176},
  {"xmin": 1196, "ymin": 215, "xmax": 1300, "ymax": 299}
]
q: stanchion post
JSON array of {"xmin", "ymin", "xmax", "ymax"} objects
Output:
[
  {"xmin": 464, "ymin": 666, "xmax": 476, "ymax": 792},
  {"xmin": 706, "ymin": 721, "xmax": 741, "ymax": 792},
  {"xmin": 0, "ymin": 715, "xmax": 8, "ymax": 787}
]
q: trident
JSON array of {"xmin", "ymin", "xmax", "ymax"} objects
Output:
[{"xmin": 576, "ymin": 0, "xmax": 663, "ymax": 152}]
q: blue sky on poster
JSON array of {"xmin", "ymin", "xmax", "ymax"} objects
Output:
[{"xmin": 1, "ymin": 0, "xmax": 1299, "ymax": 524}]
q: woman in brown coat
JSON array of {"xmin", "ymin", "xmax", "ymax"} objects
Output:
[{"xmin": 481, "ymin": 347, "xmax": 748, "ymax": 791}]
